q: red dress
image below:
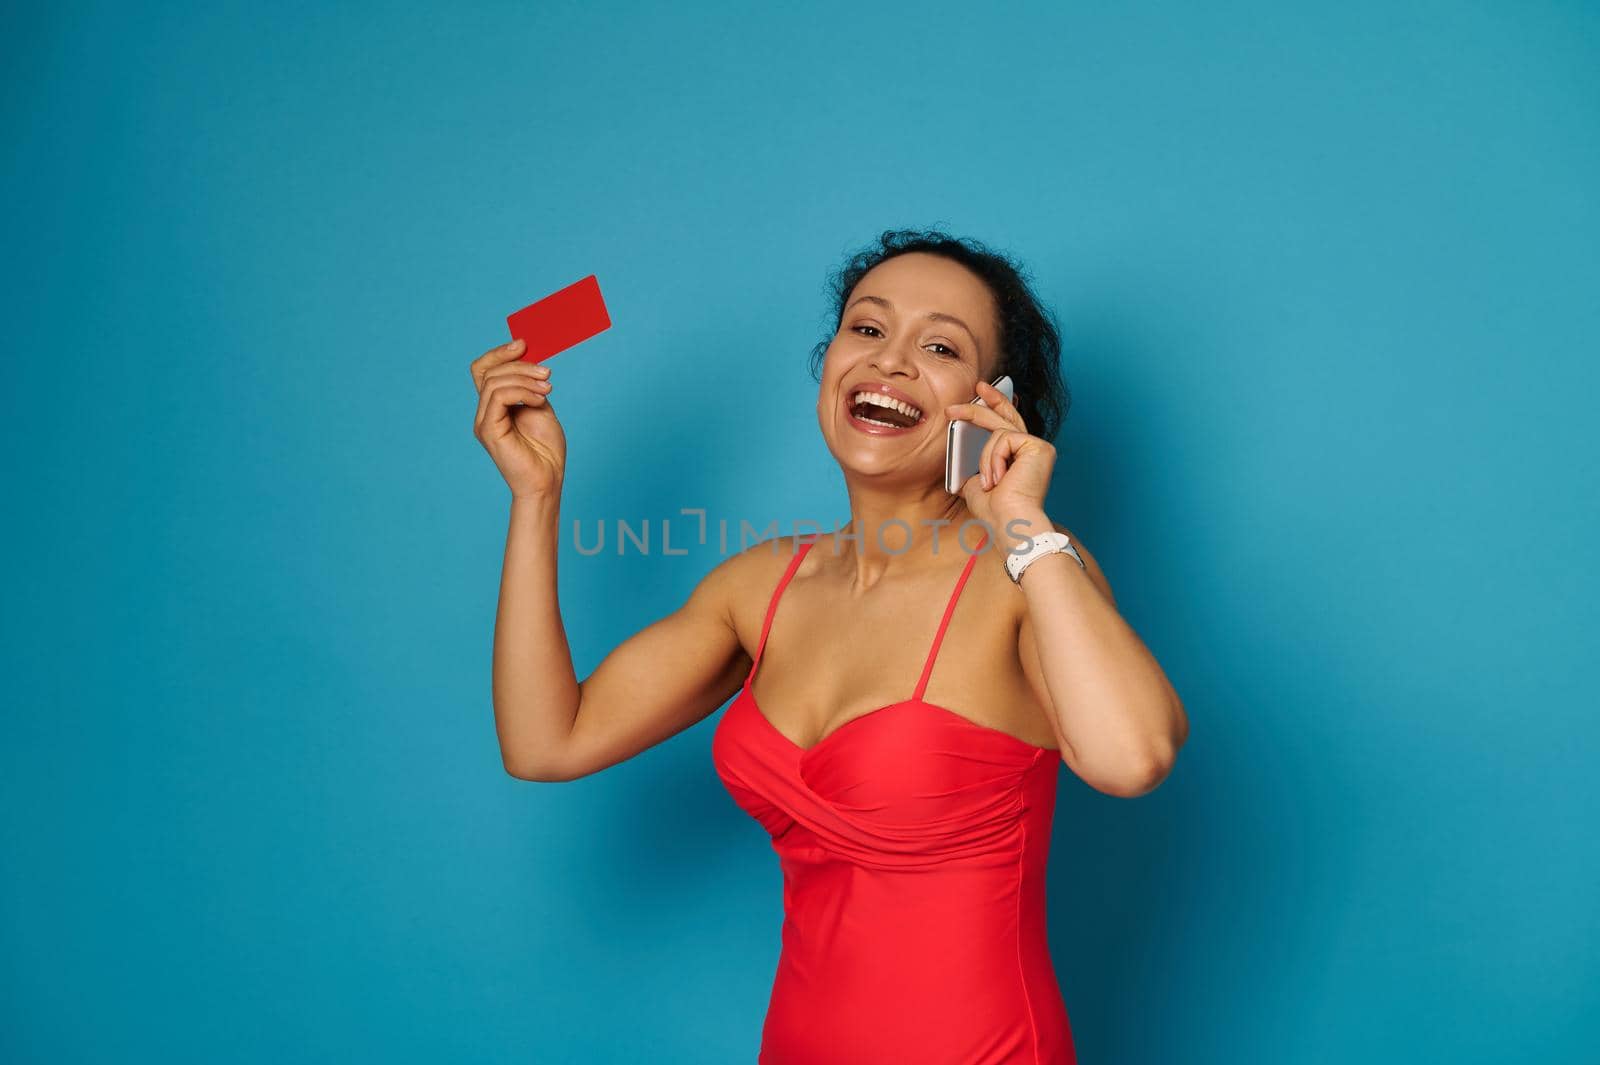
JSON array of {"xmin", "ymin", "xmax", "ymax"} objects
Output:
[{"xmin": 712, "ymin": 534, "xmax": 1077, "ymax": 1064}]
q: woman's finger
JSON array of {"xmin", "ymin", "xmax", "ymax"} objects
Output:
[
  {"xmin": 974, "ymin": 379, "xmax": 1028, "ymax": 432},
  {"xmin": 989, "ymin": 430, "xmax": 1021, "ymax": 488},
  {"xmin": 484, "ymin": 384, "xmax": 549, "ymax": 437},
  {"xmin": 482, "ymin": 360, "xmax": 552, "ymax": 388},
  {"xmin": 976, "ymin": 428, "xmax": 999, "ymax": 489},
  {"xmin": 978, "ymin": 428, "xmax": 1013, "ymax": 489},
  {"xmin": 475, "ymin": 376, "xmax": 552, "ymax": 438},
  {"xmin": 468, "ymin": 338, "xmax": 531, "ymax": 393},
  {"xmin": 503, "ymin": 377, "xmax": 554, "ymax": 405},
  {"xmin": 945, "ymin": 401, "xmax": 1011, "ymax": 433}
]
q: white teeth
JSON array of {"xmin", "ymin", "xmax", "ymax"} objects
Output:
[{"xmin": 851, "ymin": 391, "xmax": 922, "ymax": 423}]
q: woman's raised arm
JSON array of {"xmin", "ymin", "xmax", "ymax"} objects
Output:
[{"xmin": 471, "ymin": 338, "xmax": 748, "ymax": 782}]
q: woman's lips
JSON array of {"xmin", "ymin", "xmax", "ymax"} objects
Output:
[{"xmin": 841, "ymin": 388, "xmax": 923, "ymax": 436}]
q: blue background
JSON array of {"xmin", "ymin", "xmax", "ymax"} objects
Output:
[{"xmin": 4, "ymin": 2, "xmax": 1596, "ymax": 1062}]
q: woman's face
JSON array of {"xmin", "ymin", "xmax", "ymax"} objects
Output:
[{"xmin": 816, "ymin": 252, "xmax": 1001, "ymax": 486}]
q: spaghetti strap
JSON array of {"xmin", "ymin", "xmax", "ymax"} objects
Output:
[
  {"xmin": 747, "ymin": 537, "xmax": 819, "ymax": 683},
  {"xmin": 912, "ymin": 530, "xmax": 990, "ymax": 701}
]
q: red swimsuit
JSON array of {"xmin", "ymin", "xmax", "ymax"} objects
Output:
[{"xmin": 712, "ymin": 534, "xmax": 1077, "ymax": 1064}]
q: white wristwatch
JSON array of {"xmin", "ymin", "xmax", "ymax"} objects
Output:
[{"xmin": 1004, "ymin": 531, "xmax": 1085, "ymax": 584}]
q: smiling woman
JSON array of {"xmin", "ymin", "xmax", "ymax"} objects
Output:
[
  {"xmin": 809, "ymin": 228, "xmax": 1071, "ymax": 444},
  {"xmin": 473, "ymin": 225, "xmax": 1188, "ymax": 1065}
]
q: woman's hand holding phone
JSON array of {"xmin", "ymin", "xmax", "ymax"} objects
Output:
[
  {"xmin": 470, "ymin": 337, "xmax": 567, "ymax": 501},
  {"xmin": 944, "ymin": 379, "xmax": 1057, "ymax": 542}
]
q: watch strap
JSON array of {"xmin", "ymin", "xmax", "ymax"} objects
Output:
[{"xmin": 1005, "ymin": 531, "xmax": 1085, "ymax": 584}]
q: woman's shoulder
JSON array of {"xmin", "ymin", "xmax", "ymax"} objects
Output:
[
  {"xmin": 687, "ymin": 533, "xmax": 816, "ymax": 620},
  {"xmin": 723, "ymin": 532, "xmax": 816, "ymax": 575}
]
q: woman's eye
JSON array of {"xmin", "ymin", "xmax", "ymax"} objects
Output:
[{"xmin": 852, "ymin": 325, "xmax": 959, "ymax": 358}]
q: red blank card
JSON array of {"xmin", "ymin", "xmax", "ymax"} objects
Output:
[{"xmin": 506, "ymin": 274, "xmax": 612, "ymax": 362}]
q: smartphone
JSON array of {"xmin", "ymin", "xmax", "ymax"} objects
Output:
[
  {"xmin": 944, "ymin": 375, "xmax": 1015, "ymax": 494},
  {"xmin": 506, "ymin": 274, "xmax": 611, "ymax": 363}
]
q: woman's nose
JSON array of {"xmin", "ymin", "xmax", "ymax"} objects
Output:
[{"xmin": 873, "ymin": 335, "xmax": 918, "ymax": 375}]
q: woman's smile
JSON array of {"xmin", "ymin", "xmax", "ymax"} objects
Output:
[{"xmin": 842, "ymin": 381, "xmax": 928, "ymax": 436}]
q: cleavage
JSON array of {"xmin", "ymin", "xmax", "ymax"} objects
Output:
[{"xmin": 754, "ymin": 684, "xmax": 918, "ymax": 751}]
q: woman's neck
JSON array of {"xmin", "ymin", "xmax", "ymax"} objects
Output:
[{"xmin": 828, "ymin": 482, "xmax": 979, "ymax": 575}]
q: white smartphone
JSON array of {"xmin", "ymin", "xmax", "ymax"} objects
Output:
[{"xmin": 944, "ymin": 375, "xmax": 1015, "ymax": 494}]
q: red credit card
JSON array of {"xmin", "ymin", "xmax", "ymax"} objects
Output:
[{"xmin": 506, "ymin": 274, "xmax": 611, "ymax": 362}]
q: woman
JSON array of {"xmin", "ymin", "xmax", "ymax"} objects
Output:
[{"xmin": 470, "ymin": 229, "xmax": 1188, "ymax": 1064}]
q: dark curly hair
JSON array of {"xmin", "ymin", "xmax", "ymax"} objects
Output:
[{"xmin": 807, "ymin": 227, "xmax": 1070, "ymax": 441}]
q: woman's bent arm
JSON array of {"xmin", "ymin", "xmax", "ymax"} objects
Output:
[{"xmin": 491, "ymin": 496, "xmax": 748, "ymax": 782}]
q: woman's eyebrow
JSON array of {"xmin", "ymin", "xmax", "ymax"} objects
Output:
[{"xmin": 845, "ymin": 295, "xmax": 978, "ymax": 349}]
